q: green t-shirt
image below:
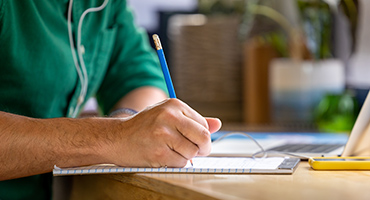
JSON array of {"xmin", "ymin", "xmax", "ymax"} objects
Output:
[{"xmin": 0, "ymin": 0, "xmax": 166, "ymax": 199}]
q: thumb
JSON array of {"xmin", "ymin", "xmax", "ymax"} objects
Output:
[{"xmin": 205, "ymin": 117, "xmax": 222, "ymax": 134}]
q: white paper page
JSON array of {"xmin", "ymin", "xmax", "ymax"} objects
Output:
[{"xmin": 185, "ymin": 157, "xmax": 285, "ymax": 170}]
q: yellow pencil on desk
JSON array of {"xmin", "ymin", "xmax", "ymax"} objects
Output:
[{"xmin": 152, "ymin": 34, "xmax": 193, "ymax": 167}]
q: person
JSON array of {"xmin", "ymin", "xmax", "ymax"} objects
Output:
[{"xmin": 0, "ymin": 0, "xmax": 222, "ymax": 199}]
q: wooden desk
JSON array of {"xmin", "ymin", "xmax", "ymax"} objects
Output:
[{"xmin": 69, "ymin": 162, "xmax": 370, "ymax": 200}]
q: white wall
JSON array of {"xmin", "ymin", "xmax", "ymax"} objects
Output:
[{"xmin": 127, "ymin": 0, "xmax": 198, "ymax": 32}]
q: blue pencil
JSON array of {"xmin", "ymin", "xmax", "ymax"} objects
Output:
[
  {"xmin": 152, "ymin": 34, "xmax": 176, "ymax": 98},
  {"xmin": 153, "ymin": 34, "xmax": 193, "ymax": 166}
]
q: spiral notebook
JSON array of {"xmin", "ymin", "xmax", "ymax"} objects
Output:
[{"xmin": 53, "ymin": 157, "xmax": 300, "ymax": 176}]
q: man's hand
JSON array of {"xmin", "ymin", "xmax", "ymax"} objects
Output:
[
  {"xmin": 103, "ymin": 98, "xmax": 222, "ymax": 168},
  {"xmin": 0, "ymin": 98, "xmax": 221, "ymax": 180}
]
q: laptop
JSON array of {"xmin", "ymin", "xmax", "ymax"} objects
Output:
[{"xmin": 210, "ymin": 90, "xmax": 370, "ymax": 159}]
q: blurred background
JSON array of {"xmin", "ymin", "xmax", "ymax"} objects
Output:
[{"xmin": 126, "ymin": 0, "xmax": 369, "ymax": 133}]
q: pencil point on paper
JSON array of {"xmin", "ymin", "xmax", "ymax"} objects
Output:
[
  {"xmin": 152, "ymin": 34, "xmax": 162, "ymax": 50},
  {"xmin": 190, "ymin": 159, "xmax": 193, "ymax": 167}
]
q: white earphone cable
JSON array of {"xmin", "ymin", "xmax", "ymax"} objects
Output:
[
  {"xmin": 67, "ymin": 0, "xmax": 109, "ymax": 117},
  {"xmin": 76, "ymin": 0, "xmax": 109, "ymax": 100},
  {"xmin": 67, "ymin": 0, "xmax": 84, "ymax": 117},
  {"xmin": 212, "ymin": 132, "xmax": 311, "ymax": 159}
]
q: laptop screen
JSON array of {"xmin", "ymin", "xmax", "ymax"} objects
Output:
[{"xmin": 341, "ymin": 90, "xmax": 370, "ymax": 156}]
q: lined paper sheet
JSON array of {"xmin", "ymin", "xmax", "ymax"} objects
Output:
[
  {"xmin": 53, "ymin": 157, "xmax": 299, "ymax": 176},
  {"xmin": 188, "ymin": 157, "xmax": 283, "ymax": 169}
]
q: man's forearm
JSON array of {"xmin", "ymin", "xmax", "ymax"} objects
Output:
[
  {"xmin": 0, "ymin": 112, "xmax": 113, "ymax": 180},
  {"xmin": 0, "ymin": 86, "xmax": 166, "ymax": 180}
]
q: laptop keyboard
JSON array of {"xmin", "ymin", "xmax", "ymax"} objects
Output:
[{"xmin": 267, "ymin": 144, "xmax": 344, "ymax": 153}]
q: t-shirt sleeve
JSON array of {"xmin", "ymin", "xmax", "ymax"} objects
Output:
[
  {"xmin": 0, "ymin": 0, "xmax": 5, "ymax": 25},
  {"xmin": 96, "ymin": 0, "xmax": 167, "ymax": 115}
]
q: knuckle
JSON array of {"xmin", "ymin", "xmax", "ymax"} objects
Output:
[
  {"xmin": 167, "ymin": 98, "xmax": 187, "ymax": 110},
  {"xmin": 198, "ymin": 146, "xmax": 211, "ymax": 156},
  {"xmin": 199, "ymin": 128, "xmax": 211, "ymax": 145},
  {"xmin": 201, "ymin": 118, "xmax": 209, "ymax": 129},
  {"xmin": 167, "ymin": 98, "xmax": 181, "ymax": 105},
  {"xmin": 153, "ymin": 126, "xmax": 170, "ymax": 137},
  {"xmin": 197, "ymin": 128, "xmax": 211, "ymax": 156},
  {"xmin": 151, "ymin": 133, "xmax": 172, "ymax": 150},
  {"xmin": 152, "ymin": 147, "xmax": 168, "ymax": 160},
  {"xmin": 156, "ymin": 106, "xmax": 177, "ymax": 121}
]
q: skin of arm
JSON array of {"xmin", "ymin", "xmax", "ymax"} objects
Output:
[
  {"xmin": 0, "ymin": 88, "xmax": 222, "ymax": 181},
  {"xmin": 108, "ymin": 86, "xmax": 168, "ymax": 117}
]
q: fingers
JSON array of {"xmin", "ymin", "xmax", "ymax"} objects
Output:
[
  {"xmin": 164, "ymin": 151, "xmax": 188, "ymax": 168},
  {"xmin": 154, "ymin": 147, "xmax": 189, "ymax": 168},
  {"xmin": 205, "ymin": 117, "xmax": 222, "ymax": 133},
  {"xmin": 175, "ymin": 116, "xmax": 212, "ymax": 156},
  {"xmin": 174, "ymin": 100, "xmax": 209, "ymax": 130},
  {"xmin": 166, "ymin": 128, "xmax": 200, "ymax": 160},
  {"xmin": 168, "ymin": 117, "xmax": 221, "ymax": 158},
  {"xmin": 163, "ymin": 99, "xmax": 220, "ymax": 157},
  {"xmin": 166, "ymin": 99, "xmax": 221, "ymax": 133}
]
